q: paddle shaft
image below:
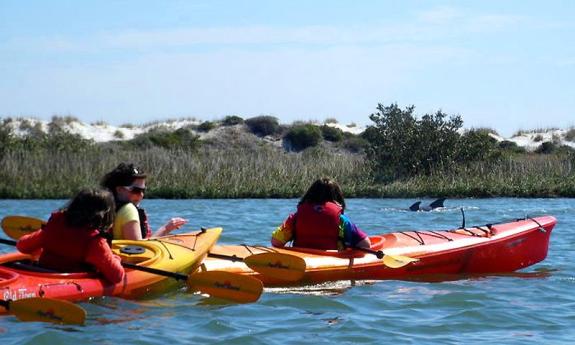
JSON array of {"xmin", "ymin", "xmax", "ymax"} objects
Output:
[
  {"xmin": 0, "ymin": 299, "xmax": 11, "ymax": 310},
  {"xmin": 122, "ymin": 262, "xmax": 187, "ymax": 280},
  {"xmin": 352, "ymin": 246, "xmax": 385, "ymax": 259},
  {"xmin": 0, "ymin": 238, "xmax": 16, "ymax": 246},
  {"xmin": 208, "ymin": 252, "xmax": 245, "ymax": 262}
]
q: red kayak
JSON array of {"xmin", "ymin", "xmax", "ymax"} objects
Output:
[
  {"xmin": 0, "ymin": 228, "xmax": 221, "ymax": 308},
  {"xmin": 202, "ymin": 216, "xmax": 556, "ymax": 285}
]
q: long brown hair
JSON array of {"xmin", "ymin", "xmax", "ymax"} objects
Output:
[
  {"xmin": 298, "ymin": 178, "xmax": 346, "ymax": 211},
  {"xmin": 64, "ymin": 189, "xmax": 116, "ymax": 230}
]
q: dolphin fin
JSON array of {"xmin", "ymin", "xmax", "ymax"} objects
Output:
[
  {"xmin": 429, "ymin": 198, "xmax": 446, "ymax": 209},
  {"xmin": 409, "ymin": 201, "xmax": 421, "ymax": 211}
]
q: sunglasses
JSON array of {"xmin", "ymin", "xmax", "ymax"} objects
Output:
[{"xmin": 123, "ymin": 185, "xmax": 147, "ymax": 194}]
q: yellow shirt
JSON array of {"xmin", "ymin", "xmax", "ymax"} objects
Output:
[{"xmin": 113, "ymin": 203, "xmax": 140, "ymax": 240}]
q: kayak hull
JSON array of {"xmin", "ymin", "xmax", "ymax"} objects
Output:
[
  {"xmin": 0, "ymin": 228, "xmax": 221, "ymax": 309},
  {"xmin": 202, "ymin": 216, "xmax": 555, "ymax": 286}
]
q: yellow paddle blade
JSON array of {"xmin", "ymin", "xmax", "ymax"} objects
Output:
[
  {"xmin": 244, "ymin": 252, "xmax": 306, "ymax": 282},
  {"xmin": 7, "ymin": 298, "xmax": 86, "ymax": 325},
  {"xmin": 1, "ymin": 216, "xmax": 45, "ymax": 240},
  {"xmin": 382, "ymin": 253, "xmax": 419, "ymax": 268},
  {"xmin": 188, "ymin": 271, "xmax": 263, "ymax": 303}
]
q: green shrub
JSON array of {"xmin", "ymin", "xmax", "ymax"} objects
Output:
[
  {"xmin": 364, "ymin": 103, "xmax": 464, "ymax": 181},
  {"xmin": 499, "ymin": 140, "xmax": 526, "ymax": 153},
  {"xmin": 197, "ymin": 121, "xmax": 216, "ymax": 132},
  {"xmin": 565, "ymin": 128, "xmax": 575, "ymax": 142},
  {"xmin": 533, "ymin": 134, "xmax": 543, "ymax": 142},
  {"xmin": 457, "ymin": 129, "xmax": 498, "ymax": 162},
  {"xmin": 113, "ymin": 130, "xmax": 125, "ymax": 139},
  {"xmin": 129, "ymin": 128, "xmax": 200, "ymax": 150},
  {"xmin": 324, "ymin": 118, "xmax": 338, "ymax": 124},
  {"xmin": 284, "ymin": 124, "xmax": 322, "ymax": 151},
  {"xmin": 340, "ymin": 136, "xmax": 369, "ymax": 153},
  {"xmin": 245, "ymin": 116, "xmax": 280, "ymax": 137},
  {"xmin": 535, "ymin": 141, "xmax": 556, "ymax": 154},
  {"xmin": 222, "ymin": 115, "xmax": 244, "ymax": 126},
  {"xmin": 320, "ymin": 125, "xmax": 344, "ymax": 142}
]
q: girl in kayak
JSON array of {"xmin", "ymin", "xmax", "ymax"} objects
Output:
[
  {"xmin": 101, "ymin": 163, "xmax": 188, "ymax": 240},
  {"xmin": 16, "ymin": 189, "xmax": 125, "ymax": 283},
  {"xmin": 271, "ymin": 178, "xmax": 371, "ymax": 250}
]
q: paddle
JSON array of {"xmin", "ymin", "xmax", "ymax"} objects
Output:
[
  {"xmin": 2, "ymin": 216, "xmax": 307, "ymax": 282},
  {"xmin": 208, "ymin": 252, "xmax": 306, "ymax": 282},
  {"xmin": 122, "ymin": 262, "xmax": 263, "ymax": 303},
  {"xmin": 1, "ymin": 216, "xmax": 45, "ymax": 240},
  {"xmin": 352, "ymin": 246, "xmax": 419, "ymax": 269},
  {"xmin": 0, "ymin": 297, "xmax": 86, "ymax": 325}
]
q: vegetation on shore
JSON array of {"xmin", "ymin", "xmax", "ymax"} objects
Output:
[{"xmin": 1, "ymin": 104, "xmax": 574, "ymax": 199}]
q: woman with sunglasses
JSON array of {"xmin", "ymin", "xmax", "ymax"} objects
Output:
[{"xmin": 101, "ymin": 163, "xmax": 188, "ymax": 240}]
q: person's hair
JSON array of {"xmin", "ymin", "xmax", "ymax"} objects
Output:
[
  {"xmin": 101, "ymin": 163, "xmax": 147, "ymax": 198},
  {"xmin": 64, "ymin": 188, "xmax": 116, "ymax": 230},
  {"xmin": 298, "ymin": 178, "xmax": 346, "ymax": 210}
]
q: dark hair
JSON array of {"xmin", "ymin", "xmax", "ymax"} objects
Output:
[
  {"xmin": 64, "ymin": 188, "xmax": 116, "ymax": 230},
  {"xmin": 101, "ymin": 163, "xmax": 147, "ymax": 198},
  {"xmin": 298, "ymin": 178, "xmax": 346, "ymax": 211}
]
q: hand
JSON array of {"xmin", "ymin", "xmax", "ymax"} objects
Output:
[{"xmin": 164, "ymin": 217, "xmax": 188, "ymax": 232}]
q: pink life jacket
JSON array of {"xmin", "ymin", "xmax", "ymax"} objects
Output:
[{"xmin": 293, "ymin": 201, "xmax": 342, "ymax": 250}]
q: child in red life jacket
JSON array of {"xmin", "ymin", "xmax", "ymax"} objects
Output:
[
  {"xmin": 17, "ymin": 189, "xmax": 125, "ymax": 284},
  {"xmin": 271, "ymin": 178, "xmax": 371, "ymax": 250}
]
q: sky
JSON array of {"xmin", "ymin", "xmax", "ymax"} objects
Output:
[{"xmin": 0, "ymin": 1, "xmax": 573, "ymax": 137}]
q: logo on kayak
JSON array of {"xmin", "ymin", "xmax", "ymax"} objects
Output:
[
  {"xmin": 37, "ymin": 308, "xmax": 64, "ymax": 322},
  {"xmin": 214, "ymin": 281, "xmax": 240, "ymax": 291},
  {"xmin": 268, "ymin": 261, "xmax": 289, "ymax": 269},
  {"xmin": 3, "ymin": 289, "xmax": 36, "ymax": 301}
]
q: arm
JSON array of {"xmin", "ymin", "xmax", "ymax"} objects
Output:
[
  {"xmin": 115, "ymin": 204, "xmax": 143, "ymax": 240},
  {"xmin": 153, "ymin": 217, "xmax": 188, "ymax": 237},
  {"xmin": 271, "ymin": 213, "xmax": 296, "ymax": 248},
  {"xmin": 121, "ymin": 221, "xmax": 144, "ymax": 240},
  {"xmin": 16, "ymin": 229, "xmax": 44, "ymax": 255},
  {"xmin": 340, "ymin": 214, "xmax": 371, "ymax": 249},
  {"xmin": 86, "ymin": 238, "xmax": 125, "ymax": 284}
]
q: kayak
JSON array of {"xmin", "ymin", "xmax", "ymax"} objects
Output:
[
  {"xmin": 200, "ymin": 216, "xmax": 556, "ymax": 286},
  {"xmin": 0, "ymin": 228, "xmax": 221, "ymax": 309}
]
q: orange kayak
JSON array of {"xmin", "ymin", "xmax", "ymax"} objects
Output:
[
  {"xmin": 0, "ymin": 228, "xmax": 221, "ymax": 310},
  {"xmin": 200, "ymin": 216, "xmax": 556, "ymax": 286}
]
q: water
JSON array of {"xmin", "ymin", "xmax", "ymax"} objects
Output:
[{"xmin": 1, "ymin": 198, "xmax": 574, "ymax": 344}]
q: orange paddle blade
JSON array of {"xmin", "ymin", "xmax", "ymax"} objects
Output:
[
  {"xmin": 188, "ymin": 271, "xmax": 263, "ymax": 303},
  {"xmin": 2, "ymin": 298, "xmax": 86, "ymax": 325},
  {"xmin": 1, "ymin": 216, "xmax": 45, "ymax": 240},
  {"xmin": 244, "ymin": 252, "xmax": 306, "ymax": 282}
]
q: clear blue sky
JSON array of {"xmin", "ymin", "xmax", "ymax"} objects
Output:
[{"xmin": 1, "ymin": 0, "xmax": 573, "ymax": 136}]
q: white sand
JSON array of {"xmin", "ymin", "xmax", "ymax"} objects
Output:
[{"xmin": 3, "ymin": 117, "xmax": 574, "ymax": 151}]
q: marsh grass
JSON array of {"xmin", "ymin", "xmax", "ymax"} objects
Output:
[
  {"xmin": 1, "ymin": 147, "xmax": 573, "ymax": 199},
  {"xmin": 0, "ymin": 146, "xmax": 373, "ymax": 198}
]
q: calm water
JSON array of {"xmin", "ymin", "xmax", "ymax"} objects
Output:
[{"xmin": 1, "ymin": 198, "xmax": 574, "ymax": 344}]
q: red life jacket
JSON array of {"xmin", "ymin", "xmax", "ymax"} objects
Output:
[
  {"xmin": 36, "ymin": 212, "xmax": 105, "ymax": 272},
  {"xmin": 293, "ymin": 202, "xmax": 343, "ymax": 250}
]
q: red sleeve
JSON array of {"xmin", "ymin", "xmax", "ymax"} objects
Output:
[
  {"xmin": 16, "ymin": 229, "xmax": 44, "ymax": 255},
  {"xmin": 85, "ymin": 238, "xmax": 125, "ymax": 284}
]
